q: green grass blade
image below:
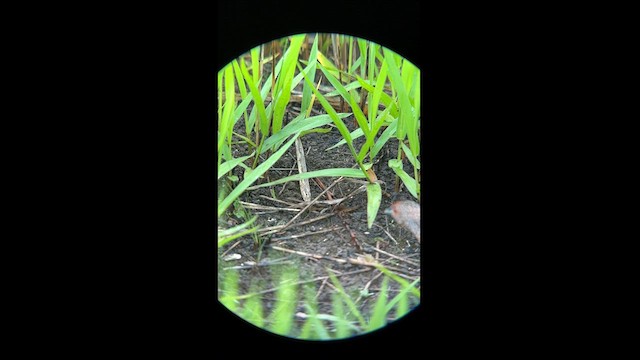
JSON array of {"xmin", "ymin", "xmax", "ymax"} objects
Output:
[
  {"xmin": 327, "ymin": 271, "xmax": 367, "ymax": 327},
  {"xmin": 323, "ymin": 80, "xmax": 362, "ymax": 97},
  {"xmin": 384, "ymin": 277, "xmax": 421, "ymax": 315},
  {"xmin": 218, "ymin": 269, "xmax": 239, "ymax": 312},
  {"xmin": 239, "ymin": 57, "xmax": 269, "ymax": 137},
  {"xmin": 332, "ymin": 294, "xmax": 350, "ymax": 339},
  {"xmin": 357, "ymin": 73, "xmax": 398, "ymax": 119},
  {"xmin": 261, "ymin": 112, "xmax": 350, "ymax": 153},
  {"xmin": 218, "ymin": 152, "xmax": 255, "ymax": 179},
  {"xmin": 300, "ymin": 64, "xmax": 359, "ymax": 162},
  {"xmin": 325, "ymin": 127, "xmax": 364, "ymax": 151},
  {"xmin": 366, "ymin": 276, "xmax": 389, "ymax": 332},
  {"xmin": 218, "ymin": 64, "xmax": 235, "ymax": 167},
  {"xmin": 384, "ymin": 48, "xmax": 412, "ymax": 141},
  {"xmin": 366, "ymin": 182, "xmax": 382, "ymax": 229},
  {"xmin": 357, "ymin": 38, "xmax": 368, "ymax": 79},
  {"xmin": 218, "ymin": 134, "xmax": 299, "ymax": 217},
  {"xmin": 317, "ymin": 62, "xmax": 371, "ymax": 144},
  {"xmin": 410, "ymin": 70, "xmax": 421, "ymax": 156},
  {"xmin": 269, "ymin": 267, "xmax": 298, "ymax": 336},
  {"xmin": 374, "ymin": 263, "xmax": 421, "ymax": 298},
  {"xmin": 246, "ymin": 168, "xmax": 366, "ymax": 190},
  {"xmin": 242, "ymin": 280, "xmax": 265, "ymax": 328},
  {"xmin": 388, "ymin": 159, "xmax": 418, "ymax": 199},
  {"xmin": 400, "ymin": 142, "xmax": 420, "ymax": 170},
  {"xmin": 272, "ymin": 34, "xmax": 305, "ymax": 134},
  {"xmin": 251, "ymin": 46, "xmax": 260, "ymax": 85},
  {"xmin": 300, "ymin": 34, "xmax": 319, "ymax": 116},
  {"xmin": 371, "ymin": 117, "xmax": 397, "ymax": 160}
]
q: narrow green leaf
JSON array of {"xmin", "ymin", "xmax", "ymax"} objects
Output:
[
  {"xmin": 325, "ymin": 127, "xmax": 364, "ymax": 151},
  {"xmin": 218, "ymin": 134, "xmax": 299, "ymax": 217},
  {"xmin": 239, "ymin": 58, "xmax": 269, "ymax": 137},
  {"xmin": 400, "ymin": 142, "xmax": 420, "ymax": 170},
  {"xmin": 218, "ymin": 64, "xmax": 235, "ymax": 165},
  {"xmin": 327, "ymin": 272, "xmax": 366, "ymax": 327},
  {"xmin": 385, "ymin": 278, "xmax": 421, "ymax": 314},
  {"xmin": 250, "ymin": 46, "xmax": 260, "ymax": 85},
  {"xmin": 300, "ymin": 63, "xmax": 358, "ymax": 161},
  {"xmin": 366, "ymin": 182, "xmax": 382, "ymax": 229},
  {"xmin": 323, "ymin": 80, "xmax": 363, "ymax": 97},
  {"xmin": 218, "ymin": 152, "xmax": 255, "ymax": 179},
  {"xmin": 261, "ymin": 113, "xmax": 350, "ymax": 153},
  {"xmin": 272, "ymin": 34, "xmax": 305, "ymax": 134},
  {"xmin": 367, "ymin": 277, "xmax": 389, "ymax": 331},
  {"xmin": 371, "ymin": 117, "xmax": 397, "ymax": 160},
  {"xmin": 384, "ymin": 48, "xmax": 413, "ymax": 141},
  {"xmin": 246, "ymin": 168, "xmax": 366, "ymax": 190},
  {"xmin": 317, "ymin": 62, "xmax": 371, "ymax": 143},
  {"xmin": 300, "ymin": 34, "xmax": 319, "ymax": 116},
  {"xmin": 388, "ymin": 159, "xmax": 418, "ymax": 199},
  {"xmin": 375, "ymin": 263, "xmax": 421, "ymax": 298}
]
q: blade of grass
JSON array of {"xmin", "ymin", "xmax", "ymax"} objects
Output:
[
  {"xmin": 261, "ymin": 112, "xmax": 350, "ymax": 153},
  {"xmin": 327, "ymin": 272, "xmax": 367, "ymax": 327},
  {"xmin": 246, "ymin": 168, "xmax": 366, "ymax": 190},
  {"xmin": 317, "ymin": 62, "xmax": 371, "ymax": 145},
  {"xmin": 366, "ymin": 182, "xmax": 382, "ymax": 229},
  {"xmin": 385, "ymin": 277, "xmax": 421, "ymax": 314},
  {"xmin": 374, "ymin": 263, "xmax": 421, "ymax": 298},
  {"xmin": 388, "ymin": 159, "xmax": 418, "ymax": 199},
  {"xmin": 300, "ymin": 34, "xmax": 319, "ymax": 116},
  {"xmin": 366, "ymin": 276, "xmax": 389, "ymax": 332},
  {"xmin": 239, "ymin": 56, "xmax": 269, "ymax": 138},
  {"xmin": 400, "ymin": 142, "xmax": 420, "ymax": 170},
  {"xmin": 384, "ymin": 48, "xmax": 413, "ymax": 142},
  {"xmin": 271, "ymin": 34, "xmax": 305, "ymax": 134},
  {"xmin": 218, "ymin": 152, "xmax": 255, "ymax": 179},
  {"xmin": 218, "ymin": 64, "xmax": 235, "ymax": 168},
  {"xmin": 218, "ymin": 134, "xmax": 299, "ymax": 217},
  {"xmin": 269, "ymin": 267, "xmax": 298, "ymax": 336}
]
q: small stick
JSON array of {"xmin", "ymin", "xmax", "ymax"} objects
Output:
[
  {"xmin": 220, "ymin": 239, "xmax": 243, "ymax": 258},
  {"xmin": 280, "ymin": 176, "xmax": 345, "ymax": 230},
  {"xmin": 374, "ymin": 223, "xmax": 399, "ymax": 245},
  {"xmin": 362, "ymin": 243, "xmax": 420, "ymax": 267},
  {"xmin": 295, "ymin": 137, "xmax": 312, "ymax": 203}
]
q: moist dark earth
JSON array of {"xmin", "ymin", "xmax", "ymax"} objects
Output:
[{"xmin": 217, "ymin": 87, "xmax": 421, "ymax": 338}]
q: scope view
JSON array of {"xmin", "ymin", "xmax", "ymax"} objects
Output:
[{"xmin": 217, "ymin": 33, "xmax": 421, "ymax": 340}]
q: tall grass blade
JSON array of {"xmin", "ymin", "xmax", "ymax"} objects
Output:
[
  {"xmin": 383, "ymin": 48, "xmax": 413, "ymax": 141},
  {"xmin": 218, "ymin": 134, "xmax": 299, "ymax": 216},
  {"xmin": 269, "ymin": 267, "xmax": 298, "ymax": 336},
  {"xmin": 271, "ymin": 34, "xmax": 305, "ymax": 135},
  {"xmin": 219, "ymin": 269, "xmax": 239, "ymax": 312},
  {"xmin": 218, "ymin": 152, "xmax": 255, "ymax": 179},
  {"xmin": 300, "ymin": 34, "xmax": 319, "ymax": 116},
  {"xmin": 327, "ymin": 271, "xmax": 366, "ymax": 327},
  {"xmin": 388, "ymin": 159, "xmax": 418, "ymax": 199},
  {"xmin": 317, "ymin": 62, "xmax": 371, "ymax": 146},
  {"xmin": 239, "ymin": 57, "xmax": 269, "ymax": 138},
  {"xmin": 366, "ymin": 182, "xmax": 382, "ymax": 229},
  {"xmin": 246, "ymin": 168, "xmax": 366, "ymax": 190},
  {"xmin": 261, "ymin": 113, "xmax": 350, "ymax": 154},
  {"xmin": 366, "ymin": 276, "xmax": 389, "ymax": 332}
]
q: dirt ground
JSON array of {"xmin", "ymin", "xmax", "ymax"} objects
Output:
[{"xmin": 217, "ymin": 76, "xmax": 421, "ymax": 337}]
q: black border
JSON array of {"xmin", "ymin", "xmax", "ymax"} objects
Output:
[{"xmin": 213, "ymin": 0, "xmax": 435, "ymax": 351}]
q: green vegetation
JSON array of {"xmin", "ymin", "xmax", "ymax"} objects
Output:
[
  {"xmin": 217, "ymin": 33, "xmax": 422, "ymax": 340},
  {"xmin": 217, "ymin": 33, "xmax": 421, "ymax": 246},
  {"xmin": 218, "ymin": 263, "xmax": 420, "ymax": 340}
]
